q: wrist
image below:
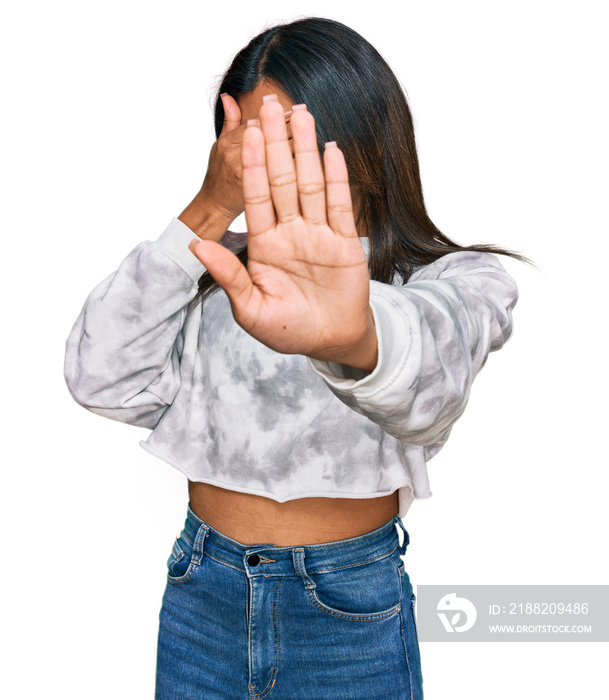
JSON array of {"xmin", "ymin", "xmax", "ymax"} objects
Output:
[
  {"xmin": 178, "ymin": 191, "xmax": 237, "ymax": 242},
  {"xmin": 312, "ymin": 307, "xmax": 378, "ymax": 374}
]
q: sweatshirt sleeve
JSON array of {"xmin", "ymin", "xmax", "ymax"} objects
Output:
[
  {"xmin": 307, "ymin": 251, "xmax": 519, "ymax": 447},
  {"xmin": 63, "ymin": 217, "xmax": 210, "ymax": 429}
]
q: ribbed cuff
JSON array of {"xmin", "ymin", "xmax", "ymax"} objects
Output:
[{"xmin": 153, "ymin": 218, "xmax": 208, "ymax": 282}]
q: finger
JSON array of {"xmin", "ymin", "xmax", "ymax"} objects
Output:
[
  {"xmin": 323, "ymin": 142, "xmax": 358, "ymax": 238},
  {"xmin": 188, "ymin": 238, "xmax": 256, "ymax": 313},
  {"xmin": 290, "ymin": 106, "xmax": 326, "ymax": 226},
  {"xmin": 219, "ymin": 93, "xmax": 242, "ymax": 135},
  {"xmin": 259, "ymin": 95, "xmax": 299, "ymax": 223},
  {"xmin": 285, "ymin": 111, "xmax": 295, "ymax": 158},
  {"xmin": 242, "ymin": 120, "xmax": 276, "ymax": 236}
]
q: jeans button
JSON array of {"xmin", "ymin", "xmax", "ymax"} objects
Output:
[{"xmin": 247, "ymin": 554, "xmax": 260, "ymax": 567}]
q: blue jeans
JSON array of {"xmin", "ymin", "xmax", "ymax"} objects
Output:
[{"xmin": 155, "ymin": 502, "xmax": 424, "ymax": 699}]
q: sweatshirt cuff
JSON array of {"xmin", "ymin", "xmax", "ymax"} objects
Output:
[
  {"xmin": 307, "ymin": 283, "xmax": 413, "ymax": 399},
  {"xmin": 153, "ymin": 218, "xmax": 208, "ymax": 282}
]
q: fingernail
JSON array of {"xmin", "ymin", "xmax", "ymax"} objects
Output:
[
  {"xmin": 292, "ymin": 104, "xmax": 307, "ymax": 111},
  {"xmin": 220, "ymin": 92, "xmax": 228, "ymax": 97},
  {"xmin": 325, "ymin": 141, "xmax": 337, "ymax": 148},
  {"xmin": 262, "ymin": 94, "xmax": 278, "ymax": 103},
  {"xmin": 283, "ymin": 109, "xmax": 293, "ymax": 118},
  {"xmin": 247, "ymin": 118, "xmax": 260, "ymax": 126}
]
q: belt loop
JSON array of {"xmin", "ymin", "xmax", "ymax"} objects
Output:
[
  {"xmin": 393, "ymin": 515, "xmax": 410, "ymax": 556},
  {"xmin": 292, "ymin": 548, "xmax": 317, "ymax": 590},
  {"xmin": 191, "ymin": 522, "xmax": 209, "ymax": 566}
]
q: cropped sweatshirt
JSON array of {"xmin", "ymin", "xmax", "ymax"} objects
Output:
[{"xmin": 63, "ymin": 217, "xmax": 518, "ymax": 518}]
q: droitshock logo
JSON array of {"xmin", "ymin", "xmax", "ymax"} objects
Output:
[{"xmin": 436, "ymin": 592, "xmax": 477, "ymax": 632}]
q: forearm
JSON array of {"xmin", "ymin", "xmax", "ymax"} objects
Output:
[
  {"xmin": 308, "ymin": 254, "xmax": 519, "ymax": 445},
  {"xmin": 64, "ymin": 219, "xmax": 206, "ymax": 428}
]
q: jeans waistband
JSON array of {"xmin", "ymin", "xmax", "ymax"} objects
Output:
[{"xmin": 181, "ymin": 501, "xmax": 410, "ymax": 576}]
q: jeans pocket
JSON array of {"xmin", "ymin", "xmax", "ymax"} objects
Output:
[
  {"xmin": 166, "ymin": 529, "xmax": 199, "ymax": 585},
  {"xmin": 306, "ymin": 547, "xmax": 403, "ymax": 621}
]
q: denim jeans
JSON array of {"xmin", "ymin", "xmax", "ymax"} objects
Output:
[{"xmin": 155, "ymin": 502, "xmax": 424, "ymax": 699}]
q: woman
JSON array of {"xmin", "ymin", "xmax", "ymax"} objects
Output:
[{"xmin": 64, "ymin": 17, "xmax": 525, "ymax": 699}]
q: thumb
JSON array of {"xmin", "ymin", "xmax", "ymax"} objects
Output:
[
  {"xmin": 219, "ymin": 93, "xmax": 242, "ymax": 135},
  {"xmin": 188, "ymin": 238, "xmax": 255, "ymax": 315}
]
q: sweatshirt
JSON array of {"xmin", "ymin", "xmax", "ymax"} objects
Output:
[{"xmin": 63, "ymin": 217, "xmax": 519, "ymax": 518}]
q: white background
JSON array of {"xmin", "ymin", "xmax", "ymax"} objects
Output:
[{"xmin": 2, "ymin": 1, "xmax": 607, "ymax": 698}]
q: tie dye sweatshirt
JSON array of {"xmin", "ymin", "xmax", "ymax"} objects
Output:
[{"xmin": 63, "ymin": 217, "xmax": 518, "ymax": 518}]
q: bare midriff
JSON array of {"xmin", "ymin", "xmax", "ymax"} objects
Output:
[{"xmin": 187, "ymin": 480, "xmax": 400, "ymax": 546}]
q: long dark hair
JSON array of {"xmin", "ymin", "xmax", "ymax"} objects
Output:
[{"xmin": 190, "ymin": 17, "xmax": 530, "ymax": 309}]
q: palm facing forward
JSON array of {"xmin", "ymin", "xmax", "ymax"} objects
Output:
[{"xmin": 189, "ymin": 96, "xmax": 378, "ymax": 372}]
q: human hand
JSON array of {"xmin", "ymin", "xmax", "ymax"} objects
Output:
[
  {"xmin": 188, "ymin": 95, "xmax": 378, "ymax": 372},
  {"xmin": 198, "ymin": 93, "xmax": 246, "ymax": 222}
]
